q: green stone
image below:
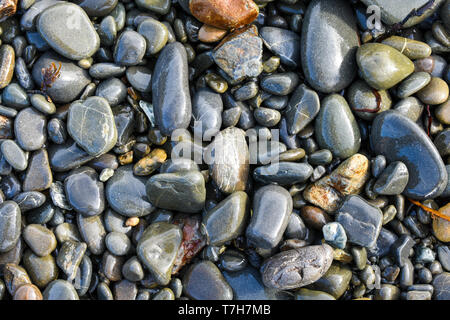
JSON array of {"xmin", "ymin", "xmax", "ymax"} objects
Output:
[
  {"xmin": 308, "ymin": 263, "xmax": 352, "ymax": 299},
  {"xmin": 295, "ymin": 288, "xmax": 336, "ymax": 300},
  {"xmin": 137, "ymin": 17, "xmax": 169, "ymax": 55},
  {"xmin": 23, "ymin": 250, "xmax": 59, "ymax": 288},
  {"xmin": 396, "ymin": 72, "xmax": 431, "ymax": 99},
  {"xmin": 382, "ymin": 36, "xmax": 432, "ymax": 60},
  {"xmin": 357, "ymin": 43, "xmax": 415, "ymax": 90},
  {"xmin": 135, "ymin": 0, "xmax": 170, "ymax": 15},
  {"xmin": 347, "ymin": 80, "xmax": 392, "ymax": 121}
]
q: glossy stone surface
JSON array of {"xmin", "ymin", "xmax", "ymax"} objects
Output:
[
  {"xmin": 0, "ymin": 201, "xmax": 21, "ymax": 253},
  {"xmin": 284, "ymin": 84, "xmax": 320, "ymax": 135}
]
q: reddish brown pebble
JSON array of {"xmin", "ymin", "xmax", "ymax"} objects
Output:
[
  {"xmin": 198, "ymin": 24, "xmax": 227, "ymax": 43},
  {"xmin": 190, "ymin": 0, "xmax": 259, "ymax": 30},
  {"xmin": 13, "ymin": 284, "xmax": 43, "ymax": 300},
  {"xmin": 433, "ymin": 203, "xmax": 450, "ymax": 242},
  {"xmin": 300, "ymin": 206, "xmax": 332, "ymax": 230},
  {"xmin": 0, "ymin": 0, "xmax": 17, "ymax": 22},
  {"xmin": 125, "ymin": 217, "xmax": 140, "ymax": 227}
]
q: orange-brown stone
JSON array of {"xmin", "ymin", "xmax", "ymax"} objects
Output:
[
  {"xmin": 198, "ymin": 24, "xmax": 227, "ymax": 43},
  {"xmin": 13, "ymin": 284, "xmax": 43, "ymax": 300},
  {"xmin": 0, "ymin": 0, "xmax": 17, "ymax": 22},
  {"xmin": 433, "ymin": 203, "xmax": 450, "ymax": 242},
  {"xmin": 190, "ymin": 0, "xmax": 259, "ymax": 30}
]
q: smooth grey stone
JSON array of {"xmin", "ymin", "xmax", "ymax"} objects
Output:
[
  {"xmin": 0, "ymin": 105, "xmax": 18, "ymax": 117},
  {"xmin": 285, "ymin": 212, "xmax": 307, "ymax": 240},
  {"xmin": 0, "ymin": 173, "xmax": 22, "ymax": 199},
  {"xmin": 122, "ymin": 256, "xmax": 144, "ymax": 282},
  {"xmin": 135, "ymin": 0, "xmax": 171, "ymax": 15},
  {"xmin": 55, "ymin": 223, "xmax": 82, "ymax": 244},
  {"xmin": 301, "ymin": 0, "xmax": 358, "ymax": 93},
  {"xmin": 126, "ymin": 66, "xmax": 152, "ymax": 93},
  {"xmin": 336, "ymin": 195, "xmax": 383, "ymax": 249},
  {"xmin": 253, "ymin": 107, "xmax": 281, "ymax": 127},
  {"xmin": 64, "ymin": 167, "xmax": 105, "ymax": 217},
  {"xmin": 23, "ymin": 224, "xmax": 57, "ymax": 257},
  {"xmin": 47, "ymin": 118, "xmax": 67, "ymax": 145},
  {"xmin": 264, "ymin": 95, "xmax": 289, "ymax": 110},
  {"xmin": 393, "ymin": 97, "xmax": 424, "ymax": 122},
  {"xmin": 1, "ymin": 140, "xmax": 27, "ymax": 171},
  {"xmin": 322, "ymin": 222, "xmax": 347, "ymax": 249},
  {"xmin": 12, "ymin": 191, "xmax": 45, "ymax": 213},
  {"xmin": 20, "ymin": 0, "xmax": 61, "ymax": 32},
  {"xmin": 15, "ymin": 57, "xmax": 34, "ymax": 91},
  {"xmin": 0, "ymin": 201, "xmax": 21, "ymax": 253},
  {"xmin": 37, "ymin": 3, "xmax": 99, "ymax": 60},
  {"xmin": 246, "ymin": 185, "xmax": 293, "ymax": 249},
  {"xmin": 432, "ymin": 272, "xmax": 450, "ymax": 300},
  {"xmin": 159, "ymin": 158, "xmax": 199, "ymax": 174},
  {"xmin": 56, "ymin": 240, "xmax": 87, "ymax": 282},
  {"xmin": 253, "ymin": 162, "xmax": 313, "ymax": 186},
  {"xmin": 219, "ymin": 250, "xmax": 247, "ymax": 273},
  {"xmin": 368, "ymin": 227, "xmax": 398, "ymax": 258},
  {"xmin": 260, "ymin": 72, "xmax": 299, "ymax": 96},
  {"xmin": 260, "ymin": 27, "xmax": 301, "ymax": 68},
  {"xmin": 137, "ymin": 222, "xmax": 182, "ymax": 286},
  {"xmin": 223, "ymin": 266, "xmax": 292, "ymax": 300},
  {"xmin": 309, "ymin": 149, "xmax": 332, "ymax": 166},
  {"xmin": 407, "ymin": 290, "xmax": 431, "ymax": 300},
  {"xmin": 89, "ymin": 63, "xmax": 126, "ymax": 80},
  {"xmin": 48, "ymin": 140, "xmax": 94, "ymax": 172},
  {"xmin": 72, "ymin": 254, "xmax": 92, "ymax": 296},
  {"xmin": 416, "ymin": 247, "xmax": 435, "ymax": 264},
  {"xmin": 437, "ymin": 246, "xmax": 450, "ymax": 272},
  {"xmin": 137, "ymin": 17, "xmax": 169, "ymax": 55},
  {"xmin": 30, "ymin": 94, "xmax": 56, "ymax": 115},
  {"xmin": 32, "ymin": 52, "xmax": 91, "ymax": 104},
  {"xmin": 391, "ymin": 235, "xmax": 415, "ymax": 267},
  {"xmin": 105, "ymin": 165, "xmax": 153, "ymax": 217},
  {"xmin": 22, "ymin": 249, "xmax": 58, "ymax": 288},
  {"xmin": 361, "ymin": 0, "xmax": 444, "ymax": 28},
  {"xmin": 397, "ymin": 72, "xmax": 431, "ymax": 98},
  {"xmin": 105, "ymin": 232, "xmax": 131, "ymax": 256},
  {"xmin": 114, "ymin": 30, "xmax": 146, "ymax": 66},
  {"xmin": 14, "ymin": 107, "xmax": 46, "ymax": 151},
  {"xmin": 370, "ymin": 111, "xmax": 447, "ymax": 199},
  {"xmin": 205, "ymin": 127, "xmax": 249, "ymax": 194},
  {"xmin": 261, "ymin": 244, "xmax": 334, "ymax": 290},
  {"xmin": 183, "ymin": 261, "xmax": 233, "ymax": 300},
  {"xmin": 373, "ymin": 161, "xmax": 409, "ymax": 195},
  {"xmin": 72, "ymin": 0, "xmax": 118, "ymax": 17},
  {"xmin": 146, "ymin": 171, "xmax": 206, "ymax": 213},
  {"xmin": 95, "ymin": 78, "xmax": 127, "ymax": 107},
  {"xmin": 43, "ymin": 280, "xmax": 79, "ymax": 300},
  {"xmin": 67, "ymin": 96, "xmax": 117, "ymax": 157},
  {"xmin": 375, "ymin": 284, "xmax": 400, "ymax": 300},
  {"xmin": 27, "ymin": 202, "xmax": 55, "ymax": 225},
  {"xmin": 104, "ymin": 209, "xmax": 132, "ymax": 236},
  {"xmin": 97, "ymin": 282, "xmax": 113, "ymax": 300},
  {"xmin": 77, "ymin": 213, "xmax": 106, "ymax": 256},
  {"xmin": 98, "ymin": 16, "xmax": 117, "ymax": 47},
  {"xmin": 112, "ymin": 105, "xmax": 135, "ymax": 147},
  {"xmin": 203, "ymin": 191, "xmax": 249, "ymax": 246},
  {"xmin": 315, "ymin": 94, "xmax": 361, "ymax": 159},
  {"xmin": 152, "ymin": 42, "xmax": 191, "ymax": 136},
  {"xmin": 2, "ymin": 83, "xmax": 29, "ymax": 109},
  {"xmin": 114, "ymin": 279, "xmax": 138, "ymax": 300},
  {"xmin": 192, "ymin": 88, "xmax": 223, "ymax": 140}
]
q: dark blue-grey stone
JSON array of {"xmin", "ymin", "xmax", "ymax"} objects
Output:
[
  {"xmin": 260, "ymin": 27, "xmax": 301, "ymax": 68},
  {"xmin": 253, "ymin": 162, "xmax": 313, "ymax": 186},
  {"xmin": 192, "ymin": 88, "xmax": 222, "ymax": 140},
  {"xmin": 373, "ymin": 161, "xmax": 409, "ymax": 195},
  {"xmin": 370, "ymin": 111, "xmax": 447, "ymax": 199},
  {"xmin": 284, "ymin": 84, "xmax": 320, "ymax": 135},
  {"xmin": 391, "ymin": 235, "xmax": 415, "ymax": 267},
  {"xmin": 368, "ymin": 228, "xmax": 398, "ymax": 258},
  {"xmin": 113, "ymin": 30, "xmax": 146, "ymax": 66},
  {"xmin": 152, "ymin": 42, "xmax": 191, "ymax": 136}
]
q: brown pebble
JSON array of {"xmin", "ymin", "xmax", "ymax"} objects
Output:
[
  {"xmin": 300, "ymin": 205, "xmax": 332, "ymax": 230},
  {"xmin": 435, "ymin": 99, "xmax": 450, "ymax": 125},
  {"xmin": 118, "ymin": 151, "xmax": 133, "ymax": 165},
  {"xmin": 190, "ymin": 0, "xmax": 259, "ymax": 30},
  {"xmin": 279, "ymin": 148, "xmax": 306, "ymax": 162},
  {"xmin": 133, "ymin": 148, "xmax": 167, "ymax": 176},
  {"xmin": 414, "ymin": 56, "xmax": 435, "ymax": 73},
  {"xmin": 0, "ymin": 44, "xmax": 15, "ymax": 89},
  {"xmin": 0, "ymin": 0, "xmax": 17, "ymax": 22},
  {"xmin": 417, "ymin": 77, "xmax": 449, "ymax": 105},
  {"xmin": 13, "ymin": 284, "xmax": 43, "ymax": 300},
  {"xmin": 125, "ymin": 217, "xmax": 140, "ymax": 227},
  {"xmin": 432, "ymin": 203, "xmax": 450, "ymax": 242},
  {"xmin": 198, "ymin": 24, "xmax": 227, "ymax": 43},
  {"xmin": 0, "ymin": 115, "xmax": 13, "ymax": 139}
]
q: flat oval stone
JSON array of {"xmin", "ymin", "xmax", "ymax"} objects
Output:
[
  {"xmin": 32, "ymin": 52, "xmax": 91, "ymax": 104},
  {"xmin": 146, "ymin": 171, "xmax": 206, "ymax": 213},
  {"xmin": 202, "ymin": 191, "xmax": 249, "ymax": 246},
  {"xmin": 315, "ymin": 94, "xmax": 361, "ymax": 159},
  {"xmin": 135, "ymin": 0, "xmax": 170, "ymax": 15},
  {"xmin": 0, "ymin": 201, "xmax": 21, "ymax": 253},
  {"xmin": 347, "ymin": 80, "xmax": 392, "ymax": 121},
  {"xmin": 397, "ymin": 72, "xmax": 431, "ymax": 99},
  {"xmin": 417, "ymin": 77, "xmax": 449, "ymax": 105},
  {"xmin": 72, "ymin": 0, "xmax": 118, "ymax": 17},
  {"xmin": 192, "ymin": 88, "xmax": 223, "ymax": 140},
  {"xmin": 90, "ymin": 63, "xmax": 126, "ymax": 80},
  {"xmin": 37, "ymin": 3, "xmax": 100, "ymax": 60},
  {"xmin": 382, "ymin": 36, "xmax": 432, "ymax": 60},
  {"xmin": 77, "ymin": 214, "xmax": 106, "ymax": 255},
  {"xmin": 370, "ymin": 111, "xmax": 447, "ymax": 199},
  {"xmin": 260, "ymin": 27, "xmax": 301, "ymax": 68},
  {"xmin": 137, "ymin": 17, "xmax": 168, "ymax": 55},
  {"xmin": 137, "ymin": 222, "xmax": 182, "ymax": 286},
  {"xmin": 373, "ymin": 161, "xmax": 409, "ymax": 195},
  {"xmin": 152, "ymin": 42, "xmax": 191, "ymax": 136},
  {"xmin": 48, "ymin": 139, "xmax": 94, "ymax": 172},
  {"xmin": 183, "ymin": 261, "xmax": 233, "ymax": 300},
  {"xmin": 301, "ymin": 0, "xmax": 359, "ymax": 93},
  {"xmin": 14, "ymin": 107, "xmax": 46, "ymax": 151},
  {"xmin": 113, "ymin": 30, "xmax": 146, "ymax": 66},
  {"xmin": 1, "ymin": 139, "xmax": 27, "ymax": 171},
  {"xmin": 13, "ymin": 192, "xmax": 46, "ymax": 213},
  {"xmin": 432, "ymin": 203, "xmax": 450, "ymax": 242},
  {"xmin": 30, "ymin": 94, "xmax": 56, "ymax": 114},
  {"xmin": 43, "ymin": 280, "xmax": 79, "ymax": 300},
  {"xmin": 0, "ymin": 44, "xmax": 14, "ymax": 89},
  {"xmin": 260, "ymin": 72, "xmax": 299, "ymax": 96},
  {"xmin": 2, "ymin": 83, "xmax": 29, "ymax": 109},
  {"xmin": 125, "ymin": 66, "xmax": 152, "ymax": 93},
  {"xmin": 23, "ymin": 224, "xmax": 57, "ymax": 257},
  {"xmin": 357, "ymin": 43, "xmax": 415, "ymax": 90},
  {"xmin": 105, "ymin": 165, "xmax": 153, "ymax": 217},
  {"xmin": 261, "ymin": 244, "xmax": 334, "ymax": 290},
  {"xmin": 67, "ymin": 96, "xmax": 117, "ymax": 157},
  {"xmin": 23, "ymin": 250, "xmax": 58, "ymax": 288},
  {"xmin": 64, "ymin": 167, "xmax": 104, "ymax": 217},
  {"xmin": 253, "ymin": 162, "xmax": 313, "ymax": 186},
  {"xmin": 246, "ymin": 185, "xmax": 293, "ymax": 249},
  {"xmin": 190, "ymin": 0, "xmax": 258, "ymax": 30},
  {"xmin": 23, "ymin": 149, "xmax": 53, "ymax": 192},
  {"xmin": 205, "ymin": 127, "xmax": 249, "ymax": 194}
]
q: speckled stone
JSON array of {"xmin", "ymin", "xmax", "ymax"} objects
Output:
[
  {"xmin": 14, "ymin": 107, "xmax": 46, "ymax": 151},
  {"xmin": 23, "ymin": 149, "xmax": 52, "ymax": 192}
]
